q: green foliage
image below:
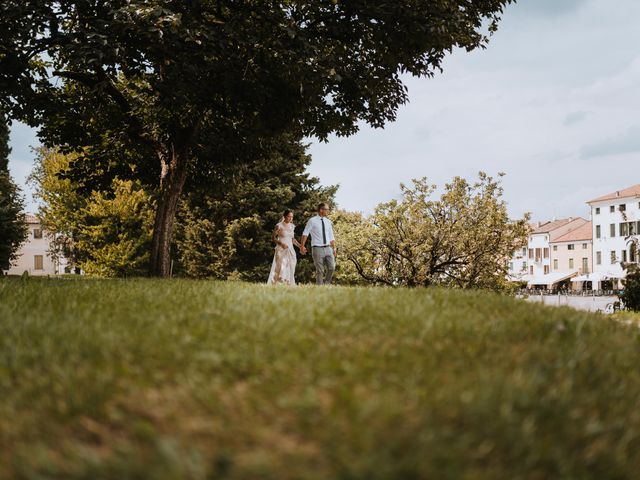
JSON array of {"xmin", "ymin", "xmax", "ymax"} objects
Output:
[
  {"xmin": 621, "ymin": 262, "xmax": 640, "ymax": 312},
  {"xmin": 341, "ymin": 173, "xmax": 530, "ymax": 291},
  {"xmin": 331, "ymin": 209, "xmax": 374, "ymax": 286},
  {"xmin": 29, "ymin": 148, "xmax": 154, "ymax": 277},
  {"xmin": 175, "ymin": 138, "xmax": 336, "ymax": 282},
  {"xmin": 76, "ymin": 179, "xmax": 154, "ymax": 277},
  {"xmin": 0, "ymin": 110, "xmax": 9, "ymax": 171},
  {"xmin": 0, "ymin": 113, "xmax": 27, "ymax": 271},
  {"xmin": 2, "ymin": 278, "xmax": 640, "ymax": 478},
  {"xmin": 0, "ymin": 174, "xmax": 28, "ymax": 271}
]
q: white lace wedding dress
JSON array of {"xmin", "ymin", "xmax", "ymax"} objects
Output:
[{"xmin": 267, "ymin": 222, "xmax": 297, "ymax": 285}]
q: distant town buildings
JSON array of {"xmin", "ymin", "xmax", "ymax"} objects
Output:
[
  {"xmin": 2, "ymin": 214, "xmax": 71, "ymax": 276},
  {"xmin": 509, "ymin": 183, "xmax": 640, "ymax": 290}
]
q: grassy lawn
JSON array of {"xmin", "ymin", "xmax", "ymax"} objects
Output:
[{"xmin": 2, "ymin": 278, "xmax": 640, "ymax": 479}]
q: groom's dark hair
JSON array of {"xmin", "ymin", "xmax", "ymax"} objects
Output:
[{"xmin": 317, "ymin": 202, "xmax": 329, "ymax": 212}]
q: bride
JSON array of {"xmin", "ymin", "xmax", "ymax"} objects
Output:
[{"xmin": 267, "ymin": 209, "xmax": 301, "ymax": 285}]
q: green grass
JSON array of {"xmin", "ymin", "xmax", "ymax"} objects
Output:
[{"xmin": 2, "ymin": 278, "xmax": 640, "ymax": 479}]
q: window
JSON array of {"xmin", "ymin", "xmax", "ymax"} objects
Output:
[
  {"xmin": 611, "ymin": 251, "xmax": 617, "ymax": 264},
  {"xmin": 553, "ymin": 259, "xmax": 558, "ymax": 270},
  {"xmin": 620, "ymin": 222, "xmax": 628, "ymax": 237},
  {"xmin": 535, "ymin": 248, "xmax": 541, "ymax": 260},
  {"xmin": 522, "ymin": 247, "xmax": 527, "ymax": 256},
  {"xmin": 530, "ymin": 266, "xmax": 534, "ymax": 275},
  {"xmin": 582, "ymin": 243, "xmax": 588, "ymax": 249},
  {"xmin": 596, "ymin": 225, "xmax": 601, "ymax": 239},
  {"xmin": 33, "ymin": 229, "xmax": 42, "ymax": 239},
  {"xmin": 610, "ymin": 205, "xmax": 615, "ymax": 213},
  {"xmin": 596, "ymin": 251, "xmax": 602, "ymax": 265},
  {"xmin": 544, "ymin": 265, "xmax": 550, "ymax": 274},
  {"xmin": 522, "ymin": 261, "xmax": 527, "ymax": 271},
  {"xmin": 543, "ymin": 248, "xmax": 549, "ymax": 259},
  {"xmin": 34, "ymin": 255, "xmax": 43, "ymax": 270},
  {"xmin": 610, "ymin": 224, "xmax": 616, "ymax": 237},
  {"xmin": 619, "ymin": 204, "xmax": 626, "ymax": 212},
  {"xmin": 631, "ymin": 244, "xmax": 638, "ymax": 263},
  {"xmin": 622, "ymin": 250, "xmax": 628, "ymax": 263},
  {"xmin": 553, "ymin": 245, "xmax": 558, "ymax": 251},
  {"xmin": 528, "ymin": 248, "xmax": 533, "ymax": 259},
  {"xmin": 509, "ymin": 262, "xmax": 513, "ymax": 271},
  {"xmin": 595, "ymin": 207, "xmax": 600, "ymax": 215},
  {"xmin": 567, "ymin": 244, "xmax": 575, "ymax": 250},
  {"xmin": 582, "ymin": 258, "xmax": 589, "ymax": 273},
  {"xmin": 630, "ymin": 222, "xmax": 637, "ymax": 236},
  {"xmin": 569, "ymin": 258, "xmax": 574, "ymax": 269}
]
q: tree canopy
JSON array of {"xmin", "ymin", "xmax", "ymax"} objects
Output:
[{"xmin": 340, "ymin": 174, "xmax": 529, "ymax": 291}]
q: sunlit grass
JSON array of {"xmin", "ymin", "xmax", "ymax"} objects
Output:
[{"xmin": 1, "ymin": 277, "xmax": 639, "ymax": 479}]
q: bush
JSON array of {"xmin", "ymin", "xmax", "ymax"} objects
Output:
[{"xmin": 621, "ymin": 263, "xmax": 640, "ymax": 311}]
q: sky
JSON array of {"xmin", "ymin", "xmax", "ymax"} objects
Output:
[{"xmin": 7, "ymin": 0, "xmax": 640, "ymax": 222}]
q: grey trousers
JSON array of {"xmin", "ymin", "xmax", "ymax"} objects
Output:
[{"xmin": 312, "ymin": 246, "xmax": 335, "ymax": 285}]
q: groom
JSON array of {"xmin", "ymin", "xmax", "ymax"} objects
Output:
[{"xmin": 300, "ymin": 203, "xmax": 337, "ymax": 285}]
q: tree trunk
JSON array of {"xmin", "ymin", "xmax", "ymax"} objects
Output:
[{"xmin": 149, "ymin": 143, "xmax": 190, "ymax": 278}]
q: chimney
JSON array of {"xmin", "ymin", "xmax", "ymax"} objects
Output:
[{"xmin": 616, "ymin": 191, "xmax": 620, "ymax": 197}]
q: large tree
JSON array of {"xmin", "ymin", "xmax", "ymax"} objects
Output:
[
  {"xmin": 1, "ymin": 0, "xmax": 514, "ymax": 276},
  {"xmin": 0, "ymin": 113, "xmax": 28, "ymax": 272}
]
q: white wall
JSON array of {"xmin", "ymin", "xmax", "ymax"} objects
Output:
[
  {"xmin": 3, "ymin": 220, "xmax": 59, "ymax": 276},
  {"xmin": 590, "ymin": 197, "xmax": 640, "ymax": 280}
]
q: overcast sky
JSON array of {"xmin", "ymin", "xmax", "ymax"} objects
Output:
[{"xmin": 7, "ymin": 0, "xmax": 640, "ymax": 222}]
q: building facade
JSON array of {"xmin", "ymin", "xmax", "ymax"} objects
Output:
[
  {"xmin": 588, "ymin": 185, "xmax": 640, "ymax": 287},
  {"xmin": 527, "ymin": 218, "xmax": 588, "ymax": 278},
  {"xmin": 3, "ymin": 214, "xmax": 69, "ymax": 276},
  {"xmin": 550, "ymin": 221, "xmax": 592, "ymax": 285}
]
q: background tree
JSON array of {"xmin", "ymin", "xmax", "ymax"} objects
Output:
[
  {"xmin": 620, "ymin": 264, "xmax": 640, "ymax": 311},
  {"xmin": 29, "ymin": 148, "xmax": 154, "ymax": 277},
  {"xmin": 331, "ymin": 209, "xmax": 375, "ymax": 286},
  {"xmin": 0, "ymin": 113, "xmax": 28, "ymax": 272},
  {"xmin": 175, "ymin": 136, "xmax": 336, "ymax": 282},
  {"xmin": 1, "ymin": 0, "xmax": 515, "ymax": 277},
  {"xmin": 342, "ymin": 173, "xmax": 529, "ymax": 291}
]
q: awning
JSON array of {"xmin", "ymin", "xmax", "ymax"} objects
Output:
[
  {"xmin": 527, "ymin": 271, "xmax": 578, "ymax": 287},
  {"xmin": 571, "ymin": 271, "xmax": 624, "ymax": 282}
]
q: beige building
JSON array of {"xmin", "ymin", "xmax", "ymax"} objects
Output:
[
  {"xmin": 3, "ymin": 214, "xmax": 66, "ymax": 276},
  {"xmin": 550, "ymin": 221, "xmax": 592, "ymax": 278},
  {"xmin": 526, "ymin": 217, "xmax": 589, "ymax": 288}
]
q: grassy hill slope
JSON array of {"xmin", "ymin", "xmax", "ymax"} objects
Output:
[{"xmin": 1, "ymin": 278, "xmax": 640, "ymax": 479}]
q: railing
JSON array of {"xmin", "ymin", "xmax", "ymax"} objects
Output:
[{"xmin": 518, "ymin": 288, "xmax": 621, "ymax": 297}]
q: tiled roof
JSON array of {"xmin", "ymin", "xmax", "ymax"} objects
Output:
[
  {"xmin": 531, "ymin": 218, "xmax": 582, "ymax": 234},
  {"xmin": 553, "ymin": 221, "xmax": 592, "ymax": 243},
  {"xmin": 587, "ymin": 184, "xmax": 640, "ymax": 204}
]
